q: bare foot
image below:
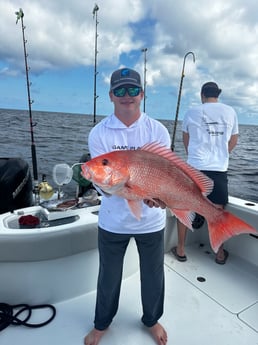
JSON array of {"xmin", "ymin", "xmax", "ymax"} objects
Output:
[
  {"xmin": 149, "ymin": 322, "xmax": 167, "ymax": 345},
  {"xmin": 84, "ymin": 328, "xmax": 107, "ymax": 345},
  {"xmin": 175, "ymin": 246, "xmax": 185, "ymax": 257}
]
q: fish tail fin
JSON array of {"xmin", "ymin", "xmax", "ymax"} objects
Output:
[{"xmin": 207, "ymin": 210, "xmax": 257, "ymax": 253}]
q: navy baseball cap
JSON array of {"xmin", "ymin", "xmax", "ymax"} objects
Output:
[{"xmin": 110, "ymin": 68, "xmax": 142, "ymax": 90}]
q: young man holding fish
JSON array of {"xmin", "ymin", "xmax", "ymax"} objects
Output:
[
  {"xmin": 172, "ymin": 82, "xmax": 239, "ymax": 264},
  {"xmin": 84, "ymin": 68, "xmax": 170, "ymax": 345}
]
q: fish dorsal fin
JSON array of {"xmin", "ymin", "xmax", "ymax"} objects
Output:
[{"xmin": 141, "ymin": 142, "xmax": 213, "ymax": 197}]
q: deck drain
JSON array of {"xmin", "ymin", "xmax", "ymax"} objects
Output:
[{"xmin": 197, "ymin": 276, "xmax": 206, "ymax": 282}]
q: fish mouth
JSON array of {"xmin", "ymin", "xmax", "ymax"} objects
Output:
[{"xmin": 81, "ymin": 164, "xmax": 92, "ymax": 181}]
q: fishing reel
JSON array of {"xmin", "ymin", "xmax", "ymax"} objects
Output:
[{"xmin": 38, "ymin": 174, "xmax": 54, "ymax": 200}]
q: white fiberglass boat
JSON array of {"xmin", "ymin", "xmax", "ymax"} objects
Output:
[
  {"xmin": 3, "ymin": 9, "xmax": 256, "ymax": 344},
  {"xmin": 0, "ymin": 194, "xmax": 257, "ymax": 345}
]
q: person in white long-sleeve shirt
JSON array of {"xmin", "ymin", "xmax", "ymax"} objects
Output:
[{"xmin": 84, "ymin": 67, "xmax": 170, "ymax": 345}]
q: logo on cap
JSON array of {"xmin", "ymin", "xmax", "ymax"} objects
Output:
[{"xmin": 121, "ymin": 68, "xmax": 130, "ymax": 77}]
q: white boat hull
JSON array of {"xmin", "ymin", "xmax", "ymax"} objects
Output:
[{"xmin": 0, "ymin": 197, "xmax": 257, "ymax": 344}]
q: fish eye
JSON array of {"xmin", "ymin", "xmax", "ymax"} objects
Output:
[{"xmin": 102, "ymin": 158, "xmax": 109, "ymax": 166}]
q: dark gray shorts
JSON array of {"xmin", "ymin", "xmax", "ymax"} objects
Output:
[{"xmin": 201, "ymin": 170, "xmax": 228, "ymax": 205}]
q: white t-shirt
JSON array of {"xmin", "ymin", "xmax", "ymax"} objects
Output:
[
  {"xmin": 182, "ymin": 102, "xmax": 239, "ymax": 171},
  {"xmin": 88, "ymin": 112, "xmax": 171, "ymax": 234}
]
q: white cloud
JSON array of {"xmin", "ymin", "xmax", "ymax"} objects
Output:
[{"xmin": 0, "ymin": 0, "xmax": 258, "ymax": 123}]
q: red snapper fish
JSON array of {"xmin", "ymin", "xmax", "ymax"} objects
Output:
[{"xmin": 81, "ymin": 142, "xmax": 257, "ymax": 252}]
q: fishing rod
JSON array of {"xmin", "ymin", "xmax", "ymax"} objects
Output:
[
  {"xmin": 92, "ymin": 4, "xmax": 99, "ymax": 124},
  {"xmin": 171, "ymin": 51, "xmax": 195, "ymax": 151},
  {"xmin": 141, "ymin": 48, "xmax": 148, "ymax": 113},
  {"xmin": 15, "ymin": 8, "xmax": 40, "ymax": 202}
]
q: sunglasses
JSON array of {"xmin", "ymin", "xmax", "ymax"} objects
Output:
[{"xmin": 113, "ymin": 86, "xmax": 142, "ymax": 97}]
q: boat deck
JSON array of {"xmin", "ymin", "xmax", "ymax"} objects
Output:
[{"xmin": 1, "ymin": 243, "xmax": 257, "ymax": 345}]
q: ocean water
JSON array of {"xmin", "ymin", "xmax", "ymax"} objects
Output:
[{"xmin": 0, "ymin": 108, "xmax": 257, "ymax": 203}]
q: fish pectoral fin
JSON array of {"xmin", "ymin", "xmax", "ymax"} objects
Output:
[
  {"xmin": 127, "ymin": 200, "xmax": 142, "ymax": 220},
  {"xmin": 170, "ymin": 209, "xmax": 195, "ymax": 230}
]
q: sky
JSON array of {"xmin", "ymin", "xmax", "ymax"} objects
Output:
[{"xmin": 1, "ymin": 0, "xmax": 258, "ymax": 125}]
